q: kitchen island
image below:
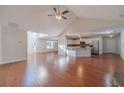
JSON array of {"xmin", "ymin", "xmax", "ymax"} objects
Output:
[{"xmin": 67, "ymin": 47, "xmax": 91, "ymax": 57}]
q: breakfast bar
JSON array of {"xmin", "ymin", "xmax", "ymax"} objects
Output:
[{"xmin": 67, "ymin": 47, "xmax": 91, "ymax": 57}]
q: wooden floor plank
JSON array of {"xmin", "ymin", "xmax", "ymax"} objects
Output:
[{"xmin": 0, "ymin": 53, "xmax": 124, "ymax": 87}]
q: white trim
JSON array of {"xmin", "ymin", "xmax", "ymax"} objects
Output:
[
  {"xmin": 103, "ymin": 51, "xmax": 120, "ymax": 54},
  {"xmin": 121, "ymin": 55, "xmax": 124, "ymax": 60},
  {"xmin": 0, "ymin": 58, "xmax": 27, "ymax": 65},
  {"xmin": 36, "ymin": 50, "xmax": 58, "ymax": 53}
]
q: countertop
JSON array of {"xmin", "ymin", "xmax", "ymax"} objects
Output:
[{"xmin": 67, "ymin": 46, "xmax": 91, "ymax": 49}]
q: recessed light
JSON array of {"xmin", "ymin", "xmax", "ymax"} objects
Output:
[
  {"xmin": 106, "ymin": 32, "xmax": 110, "ymax": 34},
  {"xmin": 109, "ymin": 35, "xmax": 114, "ymax": 38}
]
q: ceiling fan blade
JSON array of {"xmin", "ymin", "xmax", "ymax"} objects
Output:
[
  {"xmin": 62, "ymin": 16, "xmax": 67, "ymax": 20},
  {"xmin": 48, "ymin": 14, "xmax": 55, "ymax": 16},
  {"xmin": 53, "ymin": 8, "xmax": 57, "ymax": 13},
  {"xmin": 62, "ymin": 10, "xmax": 69, "ymax": 14}
]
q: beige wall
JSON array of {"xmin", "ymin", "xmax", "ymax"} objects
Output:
[{"xmin": 1, "ymin": 26, "xmax": 27, "ymax": 64}]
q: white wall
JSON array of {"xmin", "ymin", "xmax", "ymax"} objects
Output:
[
  {"xmin": 1, "ymin": 26, "xmax": 27, "ymax": 64},
  {"xmin": 63, "ymin": 18, "xmax": 123, "ymax": 35},
  {"xmin": 121, "ymin": 30, "xmax": 124, "ymax": 60},
  {"xmin": 117, "ymin": 35, "xmax": 121, "ymax": 54},
  {"xmin": 58, "ymin": 34, "xmax": 67, "ymax": 55},
  {"xmin": 102, "ymin": 35, "xmax": 120, "ymax": 54},
  {"xmin": 0, "ymin": 25, "xmax": 2, "ymax": 63},
  {"xmin": 36, "ymin": 38, "xmax": 58, "ymax": 53},
  {"xmin": 99, "ymin": 36, "xmax": 103, "ymax": 55},
  {"xmin": 27, "ymin": 31, "xmax": 37, "ymax": 54},
  {"xmin": 27, "ymin": 32, "xmax": 58, "ymax": 54}
]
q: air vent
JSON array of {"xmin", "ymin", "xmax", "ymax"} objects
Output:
[
  {"xmin": 120, "ymin": 14, "xmax": 124, "ymax": 17},
  {"xmin": 8, "ymin": 22, "xmax": 18, "ymax": 28}
]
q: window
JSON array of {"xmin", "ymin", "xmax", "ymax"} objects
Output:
[{"xmin": 46, "ymin": 41, "xmax": 54, "ymax": 49}]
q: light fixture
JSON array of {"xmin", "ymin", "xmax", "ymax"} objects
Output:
[
  {"xmin": 55, "ymin": 15, "xmax": 62, "ymax": 20},
  {"xmin": 106, "ymin": 31, "xmax": 110, "ymax": 34},
  {"xmin": 48, "ymin": 6, "xmax": 69, "ymax": 20},
  {"xmin": 109, "ymin": 34, "xmax": 114, "ymax": 37}
]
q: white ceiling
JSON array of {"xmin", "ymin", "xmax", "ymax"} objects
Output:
[
  {"xmin": 0, "ymin": 5, "xmax": 124, "ymax": 37},
  {"xmin": 0, "ymin": 5, "xmax": 76, "ymax": 36},
  {"xmin": 67, "ymin": 5, "xmax": 124, "ymax": 20}
]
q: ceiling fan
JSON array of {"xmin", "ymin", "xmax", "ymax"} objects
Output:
[{"xmin": 48, "ymin": 6, "xmax": 69, "ymax": 20}]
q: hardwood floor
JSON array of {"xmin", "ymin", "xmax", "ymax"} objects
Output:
[{"xmin": 0, "ymin": 53, "xmax": 124, "ymax": 87}]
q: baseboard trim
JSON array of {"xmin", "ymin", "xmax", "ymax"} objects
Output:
[
  {"xmin": 36, "ymin": 51, "xmax": 58, "ymax": 53},
  {"xmin": 102, "ymin": 52, "xmax": 120, "ymax": 54},
  {"xmin": 0, "ymin": 58, "xmax": 27, "ymax": 65}
]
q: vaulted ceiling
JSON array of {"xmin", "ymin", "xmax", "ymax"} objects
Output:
[
  {"xmin": 0, "ymin": 5, "xmax": 124, "ymax": 37},
  {"xmin": 68, "ymin": 5, "xmax": 124, "ymax": 20},
  {"xmin": 0, "ymin": 5, "xmax": 77, "ymax": 36}
]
